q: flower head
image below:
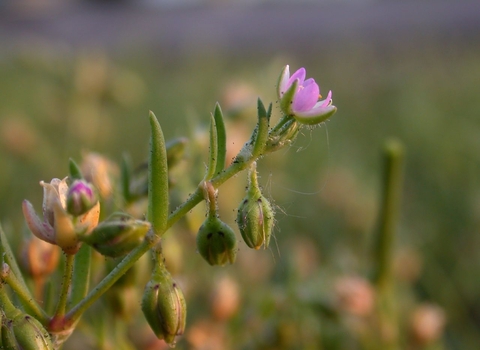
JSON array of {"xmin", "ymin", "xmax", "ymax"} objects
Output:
[
  {"xmin": 277, "ymin": 65, "xmax": 337, "ymax": 125},
  {"xmin": 22, "ymin": 177, "xmax": 100, "ymax": 255}
]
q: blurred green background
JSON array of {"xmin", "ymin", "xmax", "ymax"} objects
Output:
[{"xmin": 1, "ymin": 1, "xmax": 480, "ymax": 349}]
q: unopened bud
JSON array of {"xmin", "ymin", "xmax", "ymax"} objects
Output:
[
  {"xmin": 66, "ymin": 180, "xmax": 98, "ymax": 217},
  {"xmin": 237, "ymin": 163, "xmax": 274, "ymax": 249},
  {"xmin": 79, "ymin": 213, "xmax": 151, "ymax": 258},
  {"xmin": 196, "ymin": 217, "xmax": 237, "ymax": 266},
  {"xmin": 1, "ymin": 313, "xmax": 53, "ymax": 349},
  {"xmin": 141, "ymin": 263, "xmax": 186, "ymax": 345}
]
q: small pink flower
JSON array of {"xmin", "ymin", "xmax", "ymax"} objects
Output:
[{"xmin": 277, "ymin": 65, "xmax": 336, "ymax": 125}]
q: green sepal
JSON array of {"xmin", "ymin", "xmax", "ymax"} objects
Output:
[
  {"xmin": 293, "ymin": 105, "xmax": 337, "ymax": 125},
  {"xmin": 279, "ymin": 78, "xmax": 298, "ymax": 116},
  {"xmin": 68, "ymin": 158, "xmax": 83, "ymax": 182}
]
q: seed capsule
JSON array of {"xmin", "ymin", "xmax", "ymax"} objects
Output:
[
  {"xmin": 237, "ymin": 195, "xmax": 274, "ymax": 250},
  {"xmin": 236, "ymin": 162, "xmax": 274, "ymax": 249},
  {"xmin": 1, "ymin": 313, "xmax": 53, "ymax": 350},
  {"xmin": 196, "ymin": 217, "xmax": 237, "ymax": 266},
  {"xmin": 141, "ymin": 263, "xmax": 186, "ymax": 345}
]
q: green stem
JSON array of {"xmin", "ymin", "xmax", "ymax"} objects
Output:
[
  {"xmin": 1, "ymin": 264, "xmax": 49, "ymax": 324},
  {"xmin": 53, "ymin": 254, "xmax": 75, "ymax": 318},
  {"xmin": 0, "ymin": 284, "xmax": 21, "ymax": 318},
  {"xmin": 203, "ymin": 181, "xmax": 218, "ymax": 217},
  {"xmin": 65, "ymin": 235, "xmax": 158, "ymax": 323},
  {"xmin": 0, "ymin": 224, "xmax": 29, "ymax": 294},
  {"xmin": 167, "ymin": 155, "xmax": 252, "ymax": 231}
]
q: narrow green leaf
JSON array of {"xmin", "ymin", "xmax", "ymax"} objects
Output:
[
  {"xmin": 69, "ymin": 244, "xmax": 92, "ymax": 307},
  {"xmin": 213, "ymin": 103, "xmax": 227, "ymax": 175},
  {"xmin": 205, "ymin": 114, "xmax": 218, "ymax": 181},
  {"xmin": 69, "ymin": 158, "xmax": 83, "ymax": 181},
  {"xmin": 252, "ymin": 99, "xmax": 271, "ymax": 158},
  {"xmin": 148, "ymin": 111, "xmax": 169, "ymax": 236},
  {"xmin": 0, "ymin": 224, "xmax": 28, "ymax": 292}
]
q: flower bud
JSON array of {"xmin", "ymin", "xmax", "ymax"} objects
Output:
[
  {"xmin": 1, "ymin": 313, "xmax": 53, "ymax": 349},
  {"xmin": 141, "ymin": 263, "xmax": 186, "ymax": 345},
  {"xmin": 237, "ymin": 196, "xmax": 274, "ymax": 250},
  {"xmin": 236, "ymin": 163, "xmax": 274, "ymax": 249},
  {"xmin": 22, "ymin": 177, "xmax": 100, "ymax": 255},
  {"xmin": 265, "ymin": 117, "xmax": 300, "ymax": 153},
  {"xmin": 66, "ymin": 180, "xmax": 98, "ymax": 217},
  {"xmin": 196, "ymin": 217, "xmax": 237, "ymax": 266},
  {"xmin": 79, "ymin": 213, "xmax": 151, "ymax": 258}
]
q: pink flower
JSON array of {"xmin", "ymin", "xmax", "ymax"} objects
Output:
[{"xmin": 277, "ymin": 65, "xmax": 337, "ymax": 125}]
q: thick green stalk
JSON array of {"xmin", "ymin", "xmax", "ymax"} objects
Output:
[
  {"xmin": 53, "ymin": 254, "xmax": 75, "ymax": 318},
  {"xmin": 373, "ymin": 139, "xmax": 405, "ymax": 289},
  {"xmin": 0, "ymin": 284, "xmax": 21, "ymax": 318},
  {"xmin": 0, "ymin": 224, "xmax": 29, "ymax": 294},
  {"xmin": 1, "ymin": 263, "xmax": 49, "ymax": 324},
  {"xmin": 372, "ymin": 138, "xmax": 405, "ymax": 350}
]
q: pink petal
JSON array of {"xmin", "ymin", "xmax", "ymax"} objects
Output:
[
  {"xmin": 293, "ymin": 81, "xmax": 320, "ymax": 112},
  {"xmin": 321, "ymin": 90, "xmax": 333, "ymax": 107},
  {"xmin": 287, "ymin": 68, "xmax": 306, "ymax": 88},
  {"xmin": 22, "ymin": 200, "xmax": 56, "ymax": 244}
]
